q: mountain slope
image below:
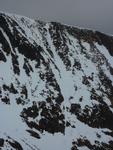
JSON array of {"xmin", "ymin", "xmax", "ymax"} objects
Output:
[{"xmin": 0, "ymin": 12, "xmax": 113, "ymax": 150}]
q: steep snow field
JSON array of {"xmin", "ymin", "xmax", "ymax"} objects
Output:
[{"xmin": 0, "ymin": 12, "xmax": 113, "ymax": 150}]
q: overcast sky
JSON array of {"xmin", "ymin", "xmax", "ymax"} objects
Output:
[{"xmin": 0, "ymin": 0, "xmax": 113, "ymax": 34}]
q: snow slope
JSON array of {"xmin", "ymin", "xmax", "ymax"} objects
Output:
[{"xmin": 0, "ymin": 12, "xmax": 113, "ymax": 150}]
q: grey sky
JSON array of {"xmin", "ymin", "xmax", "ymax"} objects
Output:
[{"xmin": 0, "ymin": 0, "xmax": 113, "ymax": 34}]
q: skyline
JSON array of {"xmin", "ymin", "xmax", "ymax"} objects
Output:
[{"xmin": 0, "ymin": 0, "xmax": 113, "ymax": 35}]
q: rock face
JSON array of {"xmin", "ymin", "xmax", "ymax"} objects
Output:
[{"xmin": 0, "ymin": 12, "xmax": 113, "ymax": 150}]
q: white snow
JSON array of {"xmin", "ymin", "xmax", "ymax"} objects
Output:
[{"xmin": 0, "ymin": 12, "xmax": 113, "ymax": 150}]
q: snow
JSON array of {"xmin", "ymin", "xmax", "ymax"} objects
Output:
[
  {"xmin": 0, "ymin": 12, "xmax": 113, "ymax": 150},
  {"xmin": 96, "ymin": 43, "xmax": 113, "ymax": 67},
  {"xmin": 0, "ymin": 27, "xmax": 15, "ymax": 55}
]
